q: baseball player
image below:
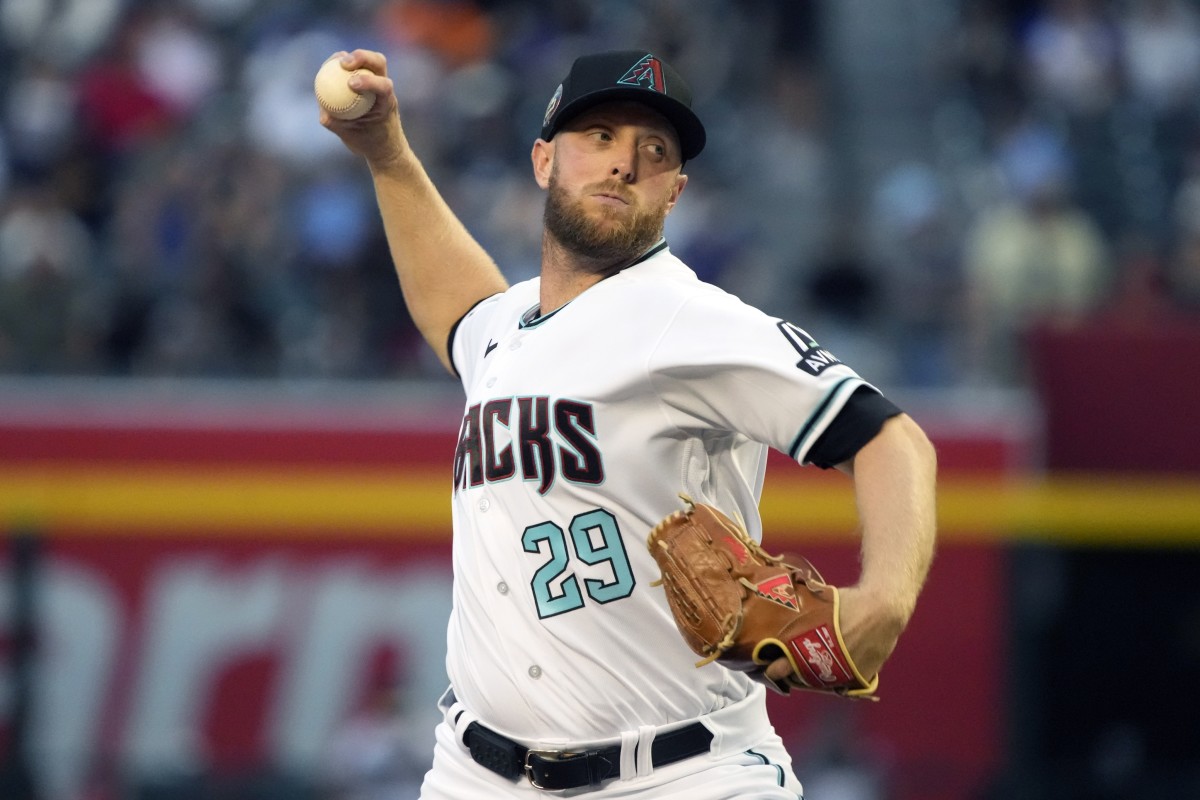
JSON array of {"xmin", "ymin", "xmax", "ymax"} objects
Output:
[{"xmin": 321, "ymin": 48, "xmax": 937, "ymax": 799}]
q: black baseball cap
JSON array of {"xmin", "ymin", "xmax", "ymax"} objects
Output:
[{"xmin": 540, "ymin": 50, "xmax": 706, "ymax": 161}]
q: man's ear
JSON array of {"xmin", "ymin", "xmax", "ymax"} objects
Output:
[
  {"xmin": 531, "ymin": 139, "xmax": 554, "ymax": 189},
  {"xmin": 666, "ymin": 172, "xmax": 688, "ymax": 213}
]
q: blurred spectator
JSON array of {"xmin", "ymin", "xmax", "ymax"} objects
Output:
[
  {"xmin": 666, "ymin": 180, "xmax": 752, "ymax": 289},
  {"xmin": 1100, "ymin": 231, "xmax": 1175, "ymax": 326},
  {"xmin": 0, "ymin": 0, "xmax": 1192, "ymax": 387},
  {"xmin": 2, "ymin": 59, "xmax": 77, "ymax": 180},
  {"xmin": 376, "ymin": 0, "xmax": 495, "ymax": 69},
  {"xmin": 102, "ymin": 137, "xmax": 292, "ymax": 374},
  {"xmin": 0, "ymin": 127, "xmax": 10, "ymax": 199},
  {"xmin": 725, "ymin": 59, "xmax": 834, "ymax": 321},
  {"xmin": 871, "ymin": 162, "xmax": 966, "ymax": 386},
  {"xmin": 800, "ymin": 751, "xmax": 884, "ymax": 800},
  {"xmin": 1020, "ymin": 0, "xmax": 1120, "ymax": 116},
  {"xmin": 0, "ymin": 0, "xmax": 124, "ymax": 69},
  {"xmin": 242, "ymin": 27, "xmax": 376, "ymax": 167},
  {"xmin": 184, "ymin": 0, "xmax": 259, "ymax": 29},
  {"xmin": 76, "ymin": 9, "xmax": 182, "ymax": 160},
  {"xmin": 1168, "ymin": 141, "xmax": 1200, "ymax": 311},
  {"xmin": 946, "ymin": 0, "xmax": 1023, "ymax": 124},
  {"xmin": 962, "ymin": 119, "xmax": 1111, "ymax": 384},
  {"xmin": 0, "ymin": 187, "xmax": 103, "ymax": 373},
  {"xmin": 1117, "ymin": 0, "xmax": 1200, "ymax": 117},
  {"xmin": 799, "ymin": 224, "xmax": 894, "ymax": 387},
  {"xmin": 321, "ymin": 686, "xmax": 426, "ymax": 800},
  {"xmin": 457, "ymin": 164, "xmax": 545, "ymax": 283},
  {"xmin": 1116, "ymin": 0, "xmax": 1200, "ymax": 216},
  {"xmin": 1167, "ymin": 226, "xmax": 1200, "ymax": 312},
  {"xmin": 792, "ymin": 704, "xmax": 887, "ymax": 800},
  {"xmin": 293, "ymin": 170, "xmax": 375, "ymax": 271},
  {"xmin": 1019, "ymin": 0, "xmax": 1128, "ymax": 237},
  {"xmin": 133, "ymin": 5, "xmax": 224, "ymax": 117}
]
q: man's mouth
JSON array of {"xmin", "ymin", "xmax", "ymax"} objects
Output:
[{"xmin": 593, "ymin": 192, "xmax": 631, "ymax": 205}]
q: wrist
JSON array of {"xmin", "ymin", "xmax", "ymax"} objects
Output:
[
  {"xmin": 367, "ymin": 142, "xmax": 415, "ymax": 178},
  {"xmin": 843, "ymin": 584, "xmax": 913, "ymax": 633}
]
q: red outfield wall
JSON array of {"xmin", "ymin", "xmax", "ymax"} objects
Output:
[{"xmin": 0, "ymin": 387, "xmax": 1034, "ymax": 800}]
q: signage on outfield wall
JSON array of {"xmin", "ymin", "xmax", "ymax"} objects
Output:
[
  {"xmin": 0, "ymin": 387, "xmax": 1040, "ymax": 800},
  {"xmin": 1, "ymin": 537, "xmax": 453, "ymax": 798}
]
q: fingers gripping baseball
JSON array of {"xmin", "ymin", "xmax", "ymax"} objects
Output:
[{"xmin": 317, "ymin": 50, "xmax": 403, "ymax": 162}]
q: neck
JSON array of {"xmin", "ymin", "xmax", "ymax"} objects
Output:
[{"xmin": 538, "ymin": 233, "xmax": 650, "ymax": 314}]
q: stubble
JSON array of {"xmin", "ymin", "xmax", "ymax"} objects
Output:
[{"xmin": 543, "ymin": 169, "xmax": 669, "ymax": 267}]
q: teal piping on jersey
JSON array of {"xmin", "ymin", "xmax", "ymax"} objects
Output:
[
  {"xmin": 787, "ymin": 376, "xmax": 867, "ymax": 463},
  {"xmin": 517, "ymin": 238, "xmax": 671, "ymax": 329},
  {"xmin": 743, "ymin": 749, "xmax": 798, "ymax": 796},
  {"xmin": 518, "ymin": 302, "xmax": 568, "ymax": 330}
]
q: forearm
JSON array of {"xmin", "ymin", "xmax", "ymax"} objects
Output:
[
  {"xmin": 369, "ymin": 152, "xmax": 508, "ymax": 371},
  {"xmin": 320, "ymin": 49, "xmax": 509, "ymax": 373},
  {"xmin": 846, "ymin": 413, "xmax": 938, "ymax": 626}
]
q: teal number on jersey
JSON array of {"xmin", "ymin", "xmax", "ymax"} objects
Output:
[
  {"xmin": 569, "ymin": 509, "xmax": 635, "ymax": 603},
  {"xmin": 522, "ymin": 521, "xmax": 584, "ymax": 617},
  {"xmin": 522, "ymin": 509, "xmax": 636, "ymax": 619}
]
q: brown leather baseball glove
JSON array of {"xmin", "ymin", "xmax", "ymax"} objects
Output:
[{"xmin": 647, "ymin": 495, "xmax": 879, "ymax": 699}]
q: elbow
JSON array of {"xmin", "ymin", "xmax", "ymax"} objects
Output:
[
  {"xmin": 887, "ymin": 413, "xmax": 938, "ymax": 477},
  {"xmin": 837, "ymin": 413, "xmax": 938, "ymax": 477},
  {"xmin": 910, "ymin": 416, "xmax": 938, "ymax": 477}
]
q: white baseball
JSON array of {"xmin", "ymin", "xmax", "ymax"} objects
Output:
[{"xmin": 314, "ymin": 56, "xmax": 377, "ymax": 120}]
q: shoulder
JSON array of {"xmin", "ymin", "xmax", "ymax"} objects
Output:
[
  {"xmin": 611, "ymin": 250, "xmax": 793, "ymax": 367},
  {"xmin": 460, "ymin": 277, "xmax": 540, "ymax": 327},
  {"xmin": 449, "ymin": 277, "xmax": 539, "ymax": 377},
  {"xmin": 612, "ymin": 248, "xmax": 742, "ymax": 316}
]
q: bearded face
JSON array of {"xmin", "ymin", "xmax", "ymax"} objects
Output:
[{"xmin": 542, "ymin": 160, "xmax": 672, "ymax": 266}]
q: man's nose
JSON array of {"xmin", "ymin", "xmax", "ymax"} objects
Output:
[{"xmin": 610, "ymin": 143, "xmax": 637, "ymax": 182}]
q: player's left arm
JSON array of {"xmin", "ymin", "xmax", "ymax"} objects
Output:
[{"xmin": 834, "ymin": 413, "xmax": 938, "ymax": 679}]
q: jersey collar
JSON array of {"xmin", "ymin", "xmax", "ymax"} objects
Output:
[{"xmin": 519, "ymin": 239, "xmax": 669, "ymax": 329}]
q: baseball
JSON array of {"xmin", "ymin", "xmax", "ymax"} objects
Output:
[{"xmin": 314, "ymin": 56, "xmax": 376, "ymax": 120}]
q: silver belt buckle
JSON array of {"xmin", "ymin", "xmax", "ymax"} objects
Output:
[{"xmin": 524, "ymin": 748, "xmax": 577, "ymax": 790}]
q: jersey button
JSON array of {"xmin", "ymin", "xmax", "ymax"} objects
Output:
[
  {"xmin": 478, "ymin": 498, "xmax": 490, "ymax": 512},
  {"xmin": 486, "ymin": 377, "xmax": 497, "ymax": 388},
  {"xmin": 509, "ymin": 340, "xmax": 521, "ymax": 351},
  {"xmin": 497, "ymin": 581, "xmax": 508, "ymax": 594},
  {"xmin": 528, "ymin": 665, "xmax": 542, "ymax": 679}
]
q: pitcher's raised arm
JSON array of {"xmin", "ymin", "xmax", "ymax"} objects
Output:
[{"xmin": 318, "ymin": 49, "xmax": 508, "ymax": 373}]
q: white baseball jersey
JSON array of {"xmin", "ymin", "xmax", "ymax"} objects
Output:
[{"xmin": 445, "ymin": 242, "xmax": 876, "ymax": 744}]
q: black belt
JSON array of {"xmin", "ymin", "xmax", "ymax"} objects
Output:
[{"xmin": 462, "ymin": 718, "xmax": 714, "ymax": 791}]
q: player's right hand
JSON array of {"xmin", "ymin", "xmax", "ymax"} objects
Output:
[
  {"xmin": 318, "ymin": 50, "xmax": 406, "ymax": 169},
  {"xmin": 830, "ymin": 584, "xmax": 906, "ymax": 680}
]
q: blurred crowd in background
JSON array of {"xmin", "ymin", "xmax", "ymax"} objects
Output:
[{"xmin": 2, "ymin": 0, "xmax": 1200, "ymax": 389}]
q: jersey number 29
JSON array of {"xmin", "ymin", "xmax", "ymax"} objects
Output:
[{"xmin": 522, "ymin": 508, "xmax": 636, "ymax": 619}]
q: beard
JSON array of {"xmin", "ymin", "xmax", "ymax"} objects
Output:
[{"xmin": 543, "ymin": 171, "xmax": 669, "ymax": 266}]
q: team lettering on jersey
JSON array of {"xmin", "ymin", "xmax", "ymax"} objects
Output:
[
  {"xmin": 777, "ymin": 320, "xmax": 842, "ymax": 376},
  {"xmin": 453, "ymin": 396, "xmax": 604, "ymax": 495}
]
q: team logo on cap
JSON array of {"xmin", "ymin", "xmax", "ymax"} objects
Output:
[
  {"xmin": 543, "ymin": 83, "xmax": 563, "ymax": 126},
  {"xmin": 617, "ymin": 55, "xmax": 666, "ymax": 93}
]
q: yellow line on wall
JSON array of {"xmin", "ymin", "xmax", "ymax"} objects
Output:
[
  {"xmin": 0, "ymin": 467, "xmax": 450, "ymax": 535},
  {"xmin": 761, "ymin": 475, "xmax": 1200, "ymax": 545},
  {"xmin": 1, "ymin": 467, "xmax": 1199, "ymax": 544}
]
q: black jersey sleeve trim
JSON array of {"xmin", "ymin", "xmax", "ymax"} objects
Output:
[
  {"xmin": 788, "ymin": 377, "xmax": 859, "ymax": 461},
  {"xmin": 446, "ymin": 295, "xmax": 497, "ymax": 379},
  {"xmin": 806, "ymin": 386, "xmax": 903, "ymax": 469}
]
